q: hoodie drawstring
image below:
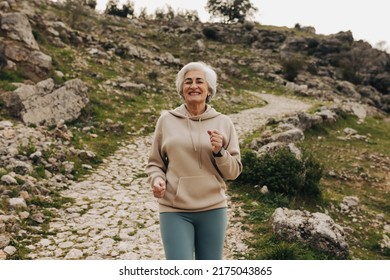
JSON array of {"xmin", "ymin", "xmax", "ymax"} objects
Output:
[
  {"xmin": 186, "ymin": 117, "xmax": 203, "ymax": 169},
  {"xmin": 187, "ymin": 117, "xmax": 197, "ymax": 151},
  {"xmin": 198, "ymin": 118, "xmax": 203, "ymax": 169}
]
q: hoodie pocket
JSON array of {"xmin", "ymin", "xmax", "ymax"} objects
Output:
[{"xmin": 173, "ymin": 175, "xmax": 225, "ymax": 210}]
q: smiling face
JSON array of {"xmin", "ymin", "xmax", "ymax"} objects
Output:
[{"xmin": 182, "ymin": 70, "xmax": 210, "ymax": 106}]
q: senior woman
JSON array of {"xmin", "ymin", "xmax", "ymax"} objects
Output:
[{"xmin": 146, "ymin": 61, "xmax": 242, "ymax": 260}]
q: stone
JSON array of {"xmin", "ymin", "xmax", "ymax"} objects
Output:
[
  {"xmin": 270, "ymin": 128, "xmax": 304, "ymax": 143},
  {"xmin": 272, "ymin": 207, "xmax": 349, "ymax": 258},
  {"xmin": 3, "ymin": 245, "xmax": 16, "ymax": 256},
  {"xmin": 19, "ymin": 211, "xmax": 30, "ymax": 220},
  {"xmin": 58, "ymin": 241, "xmax": 74, "ymax": 249},
  {"xmin": 0, "ymin": 234, "xmax": 11, "ymax": 248},
  {"xmin": 0, "ymin": 12, "xmax": 39, "ymax": 50},
  {"xmin": 260, "ymin": 185, "xmax": 269, "ymax": 194},
  {"xmin": 0, "ymin": 13, "xmax": 52, "ymax": 81},
  {"xmin": 0, "ymin": 120, "xmax": 13, "ymax": 128},
  {"xmin": 9, "ymin": 197, "xmax": 27, "ymax": 210},
  {"xmin": 1, "ymin": 174, "xmax": 17, "ymax": 185},
  {"xmin": 64, "ymin": 248, "xmax": 83, "ymax": 260},
  {"xmin": 341, "ymin": 196, "xmax": 360, "ymax": 210},
  {"xmin": 7, "ymin": 159, "xmax": 33, "ymax": 175},
  {"xmin": 0, "ymin": 250, "xmax": 6, "ymax": 260},
  {"xmin": 0, "ymin": 1, "xmax": 10, "ymax": 12},
  {"xmin": 344, "ymin": 128, "xmax": 358, "ymax": 135},
  {"xmin": 4, "ymin": 78, "xmax": 89, "ymax": 126}
]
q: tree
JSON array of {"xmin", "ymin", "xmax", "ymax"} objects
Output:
[
  {"xmin": 206, "ymin": 0, "xmax": 258, "ymax": 23},
  {"xmin": 82, "ymin": 0, "xmax": 96, "ymax": 9},
  {"xmin": 105, "ymin": 0, "xmax": 134, "ymax": 18}
]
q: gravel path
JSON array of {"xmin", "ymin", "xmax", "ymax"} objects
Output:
[{"xmin": 27, "ymin": 93, "xmax": 311, "ymax": 260}]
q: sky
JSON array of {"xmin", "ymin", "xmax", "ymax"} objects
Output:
[{"xmin": 95, "ymin": 0, "xmax": 389, "ymax": 50}]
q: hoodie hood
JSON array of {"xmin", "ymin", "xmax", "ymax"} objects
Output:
[
  {"xmin": 168, "ymin": 104, "xmax": 221, "ymax": 120},
  {"xmin": 168, "ymin": 104, "xmax": 221, "ymax": 169}
]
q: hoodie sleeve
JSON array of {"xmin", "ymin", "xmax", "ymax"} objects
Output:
[
  {"xmin": 145, "ymin": 115, "xmax": 167, "ymax": 187},
  {"xmin": 215, "ymin": 117, "xmax": 243, "ymax": 180}
]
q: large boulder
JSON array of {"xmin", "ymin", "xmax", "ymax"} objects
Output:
[
  {"xmin": 0, "ymin": 12, "xmax": 39, "ymax": 50},
  {"xmin": 1, "ymin": 42, "xmax": 52, "ymax": 80},
  {"xmin": 0, "ymin": 12, "xmax": 52, "ymax": 81},
  {"xmin": 2, "ymin": 78, "xmax": 89, "ymax": 126},
  {"xmin": 272, "ymin": 207, "xmax": 349, "ymax": 258}
]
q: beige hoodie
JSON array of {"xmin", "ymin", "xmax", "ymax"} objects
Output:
[{"xmin": 146, "ymin": 104, "xmax": 242, "ymax": 213}]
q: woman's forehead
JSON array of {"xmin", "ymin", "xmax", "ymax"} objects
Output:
[{"xmin": 184, "ymin": 70, "xmax": 205, "ymax": 79}]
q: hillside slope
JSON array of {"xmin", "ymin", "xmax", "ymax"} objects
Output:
[{"xmin": 0, "ymin": 0, "xmax": 389, "ymax": 260}]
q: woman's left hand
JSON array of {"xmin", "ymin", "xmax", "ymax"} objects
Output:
[{"xmin": 207, "ymin": 129, "xmax": 223, "ymax": 154}]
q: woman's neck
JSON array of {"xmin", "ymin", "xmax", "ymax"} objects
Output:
[{"xmin": 185, "ymin": 103, "xmax": 206, "ymax": 116}]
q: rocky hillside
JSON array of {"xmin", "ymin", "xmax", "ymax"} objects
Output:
[{"xmin": 0, "ymin": 0, "xmax": 389, "ymax": 259}]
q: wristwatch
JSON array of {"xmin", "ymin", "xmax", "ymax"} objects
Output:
[{"xmin": 213, "ymin": 147, "xmax": 226, "ymax": 157}]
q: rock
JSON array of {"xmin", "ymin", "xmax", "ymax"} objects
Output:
[
  {"xmin": 295, "ymin": 112, "xmax": 323, "ymax": 130},
  {"xmin": 0, "ymin": 12, "xmax": 39, "ymax": 50},
  {"xmin": 193, "ymin": 39, "xmax": 205, "ymax": 53},
  {"xmin": 0, "ymin": 1, "xmax": 10, "ymax": 12},
  {"xmin": 19, "ymin": 211, "xmax": 29, "ymax": 220},
  {"xmin": 1, "ymin": 174, "xmax": 17, "ymax": 185},
  {"xmin": 380, "ymin": 235, "xmax": 390, "ymax": 251},
  {"xmin": 3, "ymin": 78, "xmax": 89, "ymax": 126},
  {"xmin": 341, "ymin": 102, "xmax": 368, "ymax": 120},
  {"xmin": 257, "ymin": 142, "xmax": 302, "ymax": 160},
  {"xmin": 340, "ymin": 196, "xmax": 359, "ymax": 213},
  {"xmin": 64, "ymin": 248, "xmax": 83, "ymax": 259},
  {"xmin": 78, "ymin": 150, "xmax": 96, "ymax": 160},
  {"xmin": 82, "ymin": 164, "xmax": 93, "ymax": 170},
  {"xmin": 0, "ymin": 234, "xmax": 11, "ymax": 248},
  {"xmin": 0, "ymin": 13, "xmax": 52, "ymax": 81},
  {"xmin": 7, "ymin": 159, "xmax": 33, "ymax": 175},
  {"xmin": 3, "ymin": 245, "xmax": 16, "ymax": 256},
  {"xmin": 260, "ymin": 185, "xmax": 269, "ymax": 194},
  {"xmin": 336, "ymin": 80, "xmax": 361, "ymax": 99},
  {"xmin": 315, "ymin": 109, "xmax": 337, "ymax": 123},
  {"xmin": 269, "ymin": 128, "xmax": 305, "ymax": 143},
  {"xmin": 0, "ymin": 120, "xmax": 13, "ymax": 129},
  {"xmin": 9, "ymin": 197, "xmax": 27, "ymax": 210},
  {"xmin": 286, "ymin": 82, "xmax": 308, "ymax": 94},
  {"xmin": 0, "ymin": 249, "xmax": 6, "ymax": 259},
  {"xmin": 272, "ymin": 207, "xmax": 349, "ymax": 258},
  {"xmin": 118, "ymin": 82, "xmax": 146, "ymax": 91},
  {"xmin": 39, "ymin": 239, "xmax": 51, "ymax": 247},
  {"xmin": 31, "ymin": 213, "xmax": 45, "ymax": 224},
  {"xmin": 343, "ymin": 128, "xmax": 358, "ymax": 135}
]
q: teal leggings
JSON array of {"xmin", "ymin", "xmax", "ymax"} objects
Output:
[{"xmin": 159, "ymin": 208, "xmax": 227, "ymax": 260}]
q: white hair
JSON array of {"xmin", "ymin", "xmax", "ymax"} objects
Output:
[{"xmin": 175, "ymin": 61, "xmax": 217, "ymax": 103}]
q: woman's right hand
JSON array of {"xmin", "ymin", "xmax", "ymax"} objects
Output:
[{"xmin": 152, "ymin": 178, "xmax": 166, "ymax": 198}]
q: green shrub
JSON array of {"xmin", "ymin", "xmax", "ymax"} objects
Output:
[
  {"xmin": 281, "ymin": 55, "xmax": 305, "ymax": 82},
  {"xmin": 17, "ymin": 138, "xmax": 37, "ymax": 157},
  {"xmin": 105, "ymin": 0, "xmax": 134, "ymax": 18},
  {"xmin": 148, "ymin": 71, "xmax": 158, "ymax": 81},
  {"xmin": 238, "ymin": 147, "xmax": 322, "ymax": 199},
  {"xmin": 202, "ymin": 27, "xmax": 219, "ymax": 40}
]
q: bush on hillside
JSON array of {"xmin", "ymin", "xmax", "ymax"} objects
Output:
[
  {"xmin": 82, "ymin": 0, "xmax": 96, "ymax": 9},
  {"xmin": 203, "ymin": 26, "xmax": 219, "ymax": 40},
  {"xmin": 105, "ymin": 0, "xmax": 134, "ymax": 18},
  {"xmin": 238, "ymin": 147, "xmax": 323, "ymax": 199},
  {"xmin": 281, "ymin": 55, "xmax": 305, "ymax": 82}
]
